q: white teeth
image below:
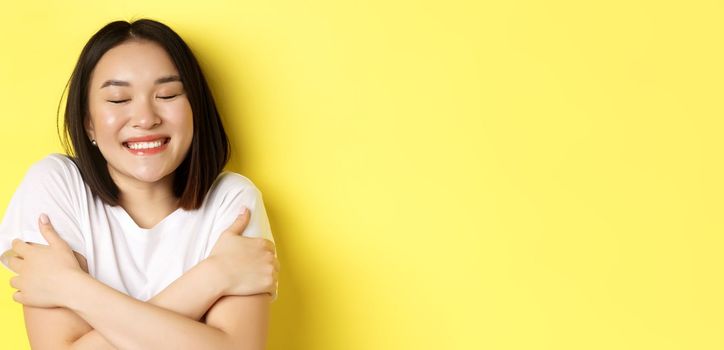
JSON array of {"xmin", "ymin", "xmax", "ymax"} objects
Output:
[{"xmin": 126, "ymin": 140, "xmax": 164, "ymax": 150}]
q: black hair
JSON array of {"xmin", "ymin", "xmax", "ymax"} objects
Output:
[{"xmin": 58, "ymin": 18, "xmax": 230, "ymax": 210}]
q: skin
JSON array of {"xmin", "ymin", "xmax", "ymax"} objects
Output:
[{"xmin": 3, "ymin": 39, "xmax": 280, "ymax": 349}]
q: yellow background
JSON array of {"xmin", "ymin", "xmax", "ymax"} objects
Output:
[{"xmin": 0, "ymin": 1, "xmax": 722, "ymax": 349}]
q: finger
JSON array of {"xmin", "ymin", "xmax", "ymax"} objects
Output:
[
  {"xmin": 38, "ymin": 214, "xmax": 67, "ymax": 248},
  {"xmin": 269, "ymin": 270, "xmax": 279, "ymax": 292},
  {"xmin": 10, "ymin": 239, "xmax": 31, "ymax": 257},
  {"xmin": 262, "ymin": 239, "xmax": 276, "ymax": 254},
  {"xmin": 7, "ymin": 255, "xmax": 23, "ymax": 274},
  {"xmin": 9, "ymin": 275, "xmax": 20, "ymax": 289},
  {"xmin": 224, "ymin": 207, "xmax": 251, "ymax": 236},
  {"xmin": 12, "ymin": 290, "xmax": 24, "ymax": 304},
  {"xmin": 272, "ymin": 257, "xmax": 281, "ymax": 273},
  {"xmin": 1, "ymin": 248, "xmax": 18, "ymax": 261},
  {"xmin": 267, "ymin": 272, "xmax": 279, "ymax": 296},
  {"xmin": 1, "ymin": 250, "xmax": 16, "ymax": 270}
]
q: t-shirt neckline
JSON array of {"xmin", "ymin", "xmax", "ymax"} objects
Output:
[{"xmin": 109, "ymin": 205, "xmax": 186, "ymax": 233}]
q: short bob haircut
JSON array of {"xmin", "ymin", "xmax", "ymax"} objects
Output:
[{"xmin": 58, "ymin": 18, "xmax": 230, "ymax": 210}]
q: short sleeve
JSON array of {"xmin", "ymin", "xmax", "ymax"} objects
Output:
[
  {"xmin": 0, "ymin": 154, "xmax": 86, "ymax": 273},
  {"xmin": 204, "ymin": 175, "xmax": 274, "ymax": 247},
  {"xmin": 203, "ymin": 173, "xmax": 278, "ymax": 301}
]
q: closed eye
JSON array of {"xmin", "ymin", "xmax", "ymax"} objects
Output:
[{"xmin": 106, "ymin": 95, "xmax": 179, "ymax": 104}]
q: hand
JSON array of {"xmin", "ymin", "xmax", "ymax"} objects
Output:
[
  {"xmin": 6, "ymin": 214, "xmax": 84, "ymax": 308},
  {"xmin": 207, "ymin": 207, "xmax": 279, "ymax": 297}
]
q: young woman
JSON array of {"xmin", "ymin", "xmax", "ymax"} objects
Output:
[{"xmin": 0, "ymin": 18, "xmax": 279, "ymax": 349}]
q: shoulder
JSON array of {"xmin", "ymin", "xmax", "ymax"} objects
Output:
[
  {"xmin": 201, "ymin": 171, "xmax": 274, "ymax": 254},
  {"xmin": 211, "ymin": 171, "xmax": 263, "ymax": 198},
  {"xmin": 21, "ymin": 153, "xmax": 86, "ymax": 197},
  {"xmin": 26, "ymin": 153, "xmax": 81, "ymax": 181},
  {"xmin": 201, "ymin": 171, "xmax": 264, "ymax": 213}
]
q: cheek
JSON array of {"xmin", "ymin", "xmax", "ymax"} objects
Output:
[
  {"xmin": 90, "ymin": 113, "xmax": 125, "ymax": 135},
  {"xmin": 164, "ymin": 103, "xmax": 193, "ymax": 134},
  {"xmin": 99, "ymin": 114, "xmax": 124, "ymax": 128}
]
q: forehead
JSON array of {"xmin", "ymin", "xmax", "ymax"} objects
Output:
[{"xmin": 90, "ymin": 40, "xmax": 179, "ymax": 88}]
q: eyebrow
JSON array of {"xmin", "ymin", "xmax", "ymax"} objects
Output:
[{"xmin": 100, "ymin": 75, "xmax": 182, "ymax": 89}]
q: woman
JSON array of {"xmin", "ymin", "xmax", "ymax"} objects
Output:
[{"xmin": 0, "ymin": 18, "xmax": 279, "ymax": 349}]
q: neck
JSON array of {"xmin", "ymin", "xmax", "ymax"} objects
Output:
[{"xmin": 108, "ymin": 166, "xmax": 179, "ymax": 211}]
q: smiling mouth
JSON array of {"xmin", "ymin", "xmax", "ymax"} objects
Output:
[{"xmin": 122, "ymin": 137, "xmax": 171, "ymax": 151}]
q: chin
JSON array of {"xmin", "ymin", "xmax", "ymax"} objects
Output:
[
  {"xmin": 135, "ymin": 175, "xmax": 166, "ymax": 183},
  {"xmin": 129, "ymin": 168, "xmax": 173, "ymax": 183}
]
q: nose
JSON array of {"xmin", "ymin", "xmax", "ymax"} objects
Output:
[{"xmin": 129, "ymin": 97, "xmax": 161, "ymax": 129}]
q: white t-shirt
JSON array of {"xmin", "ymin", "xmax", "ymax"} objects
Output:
[{"xmin": 0, "ymin": 153, "xmax": 276, "ymax": 302}]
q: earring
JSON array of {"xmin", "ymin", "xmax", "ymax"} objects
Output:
[{"xmin": 91, "ymin": 139, "xmax": 97, "ymax": 146}]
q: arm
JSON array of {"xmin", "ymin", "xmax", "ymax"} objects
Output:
[
  {"xmin": 69, "ymin": 210, "xmax": 274, "ymax": 349},
  {"xmin": 71, "ymin": 258, "xmax": 227, "ymax": 349},
  {"xmin": 203, "ymin": 294, "xmax": 271, "ymax": 350},
  {"xmin": 19, "ymin": 197, "xmax": 274, "ymax": 350},
  {"xmin": 64, "ymin": 213, "xmax": 274, "ymax": 350},
  {"xmin": 62, "ymin": 270, "xmax": 248, "ymax": 350},
  {"xmin": 24, "ymin": 255, "xmax": 271, "ymax": 350},
  {"xmin": 22, "ymin": 254, "xmax": 228, "ymax": 350}
]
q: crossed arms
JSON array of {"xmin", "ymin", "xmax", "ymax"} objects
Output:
[{"xmin": 22, "ymin": 251, "xmax": 270, "ymax": 350}]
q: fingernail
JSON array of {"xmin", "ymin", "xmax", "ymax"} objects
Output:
[
  {"xmin": 240, "ymin": 207, "xmax": 248, "ymax": 216},
  {"xmin": 39, "ymin": 213, "xmax": 49, "ymax": 224}
]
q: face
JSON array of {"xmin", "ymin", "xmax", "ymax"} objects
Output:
[{"xmin": 86, "ymin": 40, "xmax": 193, "ymax": 188}]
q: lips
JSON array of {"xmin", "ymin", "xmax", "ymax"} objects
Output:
[
  {"xmin": 123, "ymin": 137, "xmax": 170, "ymax": 147},
  {"xmin": 123, "ymin": 134, "xmax": 171, "ymax": 143},
  {"xmin": 122, "ymin": 134, "xmax": 171, "ymax": 149},
  {"xmin": 123, "ymin": 137, "xmax": 170, "ymax": 156}
]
